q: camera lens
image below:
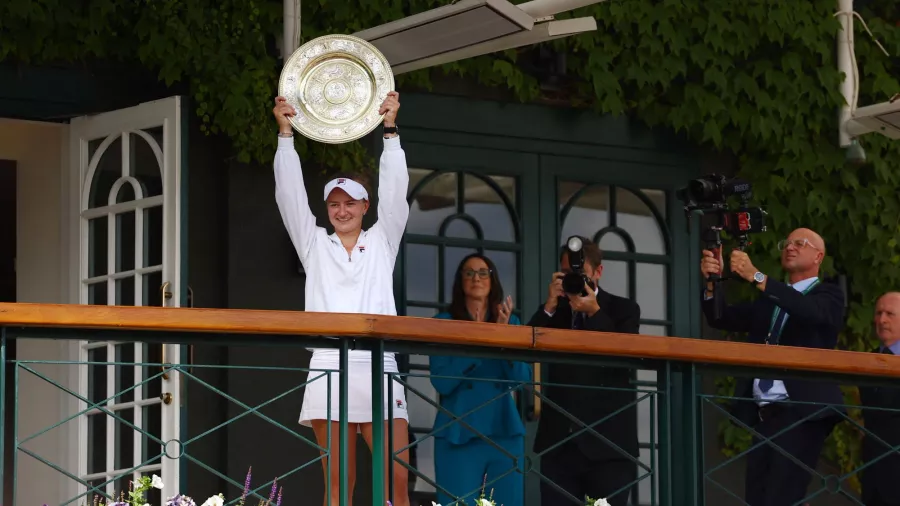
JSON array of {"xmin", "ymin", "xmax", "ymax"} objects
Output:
[
  {"xmin": 562, "ymin": 272, "xmax": 585, "ymax": 295},
  {"xmin": 690, "ymin": 178, "xmax": 719, "ymax": 201}
]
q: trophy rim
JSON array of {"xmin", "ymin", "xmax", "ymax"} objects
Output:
[{"xmin": 278, "ymin": 34, "xmax": 394, "ymax": 145}]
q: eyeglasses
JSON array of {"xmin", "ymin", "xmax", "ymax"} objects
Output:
[
  {"xmin": 462, "ymin": 268, "xmax": 491, "ymax": 279},
  {"xmin": 777, "ymin": 238, "xmax": 819, "ymax": 251}
]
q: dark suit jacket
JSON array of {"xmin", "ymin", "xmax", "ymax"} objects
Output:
[
  {"xmin": 859, "ymin": 346, "xmax": 900, "ymax": 506},
  {"xmin": 702, "ymin": 278, "xmax": 845, "ymax": 427},
  {"xmin": 529, "ymin": 288, "xmax": 641, "ymax": 461}
]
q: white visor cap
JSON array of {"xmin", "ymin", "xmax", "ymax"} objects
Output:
[{"xmin": 323, "ymin": 177, "xmax": 369, "ymax": 201}]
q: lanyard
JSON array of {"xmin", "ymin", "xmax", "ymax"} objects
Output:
[{"xmin": 766, "ymin": 278, "xmax": 819, "ymax": 345}]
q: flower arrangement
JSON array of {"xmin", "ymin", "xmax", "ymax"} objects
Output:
[
  {"xmin": 83, "ymin": 474, "xmax": 164, "ymax": 506},
  {"xmin": 399, "ymin": 474, "xmax": 609, "ymax": 506},
  {"xmin": 414, "ymin": 474, "xmax": 499, "ymax": 506},
  {"xmin": 420, "ymin": 497, "xmax": 608, "ymax": 506},
  {"xmin": 81, "ymin": 467, "xmax": 282, "ymax": 506}
]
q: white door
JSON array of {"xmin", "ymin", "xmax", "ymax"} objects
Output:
[{"xmin": 68, "ymin": 96, "xmax": 185, "ymax": 504}]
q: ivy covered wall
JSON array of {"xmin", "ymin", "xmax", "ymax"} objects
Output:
[{"xmin": 2, "ymin": 0, "xmax": 899, "ymax": 493}]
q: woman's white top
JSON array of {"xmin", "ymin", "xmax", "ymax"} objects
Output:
[{"xmin": 273, "ymin": 135, "xmax": 409, "ymax": 371}]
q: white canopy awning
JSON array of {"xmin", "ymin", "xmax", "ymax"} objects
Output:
[
  {"xmin": 282, "ymin": 0, "xmax": 604, "ymax": 74},
  {"xmin": 353, "ymin": 0, "xmax": 602, "ymax": 74}
]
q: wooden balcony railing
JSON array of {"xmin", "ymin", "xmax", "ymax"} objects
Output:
[
  {"xmin": 2, "ymin": 302, "xmax": 900, "ymax": 506},
  {"xmin": 1, "ymin": 302, "xmax": 897, "ymax": 379}
]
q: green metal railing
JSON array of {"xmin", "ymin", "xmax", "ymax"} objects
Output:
[
  {"xmin": 3, "ymin": 352, "xmax": 337, "ymax": 505},
  {"xmin": 696, "ymin": 371, "xmax": 900, "ymax": 506},
  {"xmin": 393, "ymin": 370, "xmax": 658, "ymax": 505},
  {"xmin": 2, "ymin": 313, "xmax": 899, "ymax": 506}
]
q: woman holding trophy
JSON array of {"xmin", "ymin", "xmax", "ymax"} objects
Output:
[{"xmin": 272, "ymin": 88, "xmax": 411, "ymax": 506}]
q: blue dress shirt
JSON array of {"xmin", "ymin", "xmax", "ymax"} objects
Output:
[{"xmin": 882, "ymin": 340, "xmax": 900, "ymax": 355}]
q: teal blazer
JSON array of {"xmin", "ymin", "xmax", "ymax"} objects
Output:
[{"xmin": 430, "ymin": 312, "xmax": 531, "ymax": 445}]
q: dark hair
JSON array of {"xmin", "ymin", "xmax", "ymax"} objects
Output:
[
  {"xmin": 330, "ymin": 171, "xmax": 372, "ymax": 199},
  {"xmin": 559, "ymin": 236, "xmax": 604, "ymax": 268},
  {"xmin": 448, "ymin": 253, "xmax": 505, "ymax": 321}
]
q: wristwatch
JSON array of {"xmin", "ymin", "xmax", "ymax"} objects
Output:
[
  {"xmin": 752, "ymin": 272, "xmax": 766, "ymax": 285},
  {"xmin": 383, "ymin": 125, "xmax": 398, "ymax": 137}
]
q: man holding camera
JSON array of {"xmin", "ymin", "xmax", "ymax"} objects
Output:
[
  {"xmin": 529, "ymin": 237, "xmax": 641, "ymax": 506},
  {"xmin": 701, "ymin": 228, "xmax": 844, "ymax": 506}
]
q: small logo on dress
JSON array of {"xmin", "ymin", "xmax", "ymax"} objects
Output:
[
  {"xmin": 396, "ymin": 399, "xmax": 403, "ymax": 408},
  {"xmin": 358, "ymin": 245, "xmax": 366, "ymax": 253},
  {"xmin": 337, "ymin": 178, "xmax": 346, "ymax": 185}
]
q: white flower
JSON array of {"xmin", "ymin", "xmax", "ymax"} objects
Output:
[
  {"xmin": 200, "ymin": 495, "xmax": 224, "ymax": 506},
  {"xmin": 593, "ymin": 499, "xmax": 610, "ymax": 506},
  {"xmin": 151, "ymin": 474, "xmax": 165, "ymax": 489},
  {"xmin": 431, "ymin": 502, "xmax": 442, "ymax": 506},
  {"xmin": 475, "ymin": 499, "xmax": 495, "ymax": 506}
]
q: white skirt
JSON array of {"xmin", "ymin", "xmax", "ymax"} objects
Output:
[{"xmin": 299, "ymin": 350, "xmax": 409, "ymax": 426}]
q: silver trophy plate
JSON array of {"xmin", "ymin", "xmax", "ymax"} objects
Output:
[{"xmin": 278, "ymin": 34, "xmax": 395, "ymax": 144}]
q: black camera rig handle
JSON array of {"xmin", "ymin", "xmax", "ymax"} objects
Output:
[
  {"xmin": 702, "ymin": 228, "xmax": 752, "ymax": 322},
  {"xmin": 679, "ymin": 174, "xmax": 765, "ymax": 323}
]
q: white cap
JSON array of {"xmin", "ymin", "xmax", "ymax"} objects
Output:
[{"xmin": 323, "ymin": 177, "xmax": 368, "ymax": 201}]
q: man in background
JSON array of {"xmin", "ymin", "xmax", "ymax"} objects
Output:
[{"xmin": 859, "ymin": 292, "xmax": 900, "ymax": 506}]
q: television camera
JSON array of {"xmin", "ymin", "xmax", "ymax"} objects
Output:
[
  {"xmin": 677, "ymin": 174, "xmax": 767, "ymax": 251},
  {"xmin": 677, "ymin": 175, "xmax": 767, "ymax": 319}
]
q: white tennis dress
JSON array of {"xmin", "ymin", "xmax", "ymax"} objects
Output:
[{"xmin": 274, "ymin": 135, "xmax": 410, "ymax": 426}]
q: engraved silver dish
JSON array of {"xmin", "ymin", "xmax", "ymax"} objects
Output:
[{"xmin": 278, "ymin": 34, "xmax": 394, "ymax": 144}]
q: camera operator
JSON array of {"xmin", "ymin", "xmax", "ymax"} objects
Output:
[
  {"xmin": 701, "ymin": 227, "xmax": 844, "ymax": 506},
  {"xmin": 529, "ymin": 236, "xmax": 641, "ymax": 506}
]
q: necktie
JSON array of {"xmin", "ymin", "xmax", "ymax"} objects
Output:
[
  {"xmin": 759, "ymin": 309, "xmax": 790, "ymax": 393},
  {"xmin": 572, "ymin": 311, "xmax": 585, "ymax": 330},
  {"xmin": 882, "ymin": 346, "xmax": 894, "ymax": 355}
]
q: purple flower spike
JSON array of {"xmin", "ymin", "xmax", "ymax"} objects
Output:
[
  {"xmin": 268, "ymin": 478, "xmax": 278, "ymax": 504},
  {"xmin": 276, "ymin": 487, "xmax": 283, "ymax": 506},
  {"xmin": 239, "ymin": 467, "xmax": 252, "ymax": 506}
]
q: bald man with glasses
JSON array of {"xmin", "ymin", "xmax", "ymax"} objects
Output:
[{"xmin": 700, "ymin": 228, "xmax": 845, "ymax": 506}]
